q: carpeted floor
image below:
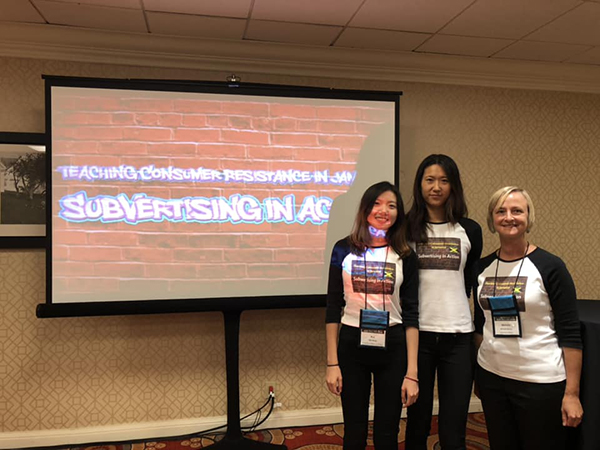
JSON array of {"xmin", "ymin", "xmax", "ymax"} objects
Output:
[{"xmin": 55, "ymin": 413, "xmax": 489, "ymax": 450}]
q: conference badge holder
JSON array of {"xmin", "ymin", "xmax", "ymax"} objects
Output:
[
  {"xmin": 488, "ymin": 294, "xmax": 522, "ymax": 338},
  {"xmin": 359, "ymin": 309, "xmax": 389, "ymax": 349}
]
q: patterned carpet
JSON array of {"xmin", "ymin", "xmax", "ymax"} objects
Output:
[{"xmin": 56, "ymin": 413, "xmax": 489, "ymax": 450}]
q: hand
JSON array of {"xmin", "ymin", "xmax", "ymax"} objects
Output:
[
  {"xmin": 326, "ymin": 366, "xmax": 343, "ymax": 395},
  {"xmin": 562, "ymin": 393, "xmax": 583, "ymax": 427},
  {"xmin": 401, "ymin": 377, "xmax": 419, "ymax": 407}
]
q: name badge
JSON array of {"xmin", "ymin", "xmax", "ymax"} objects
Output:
[
  {"xmin": 359, "ymin": 309, "xmax": 389, "ymax": 349},
  {"xmin": 488, "ymin": 295, "xmax": 522, "ymax": 338}
]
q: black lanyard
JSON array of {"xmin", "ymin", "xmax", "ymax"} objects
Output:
[
  {"xmin": 363, "ymin": 245, "xmax": 390, "ymax": 311},
  {"xmin": 493, "ymin": 243, "xmax": 529, "ymax": 297}
]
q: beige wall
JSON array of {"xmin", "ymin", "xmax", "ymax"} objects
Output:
[{"xmin": 0, "ymin": 56, "xmax": 598, "ymax": 433}]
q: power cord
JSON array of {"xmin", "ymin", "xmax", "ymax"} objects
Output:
[
  {"xmin": 242, "ymin": 394, "xmax": 275, "ymax": 432},
  {"xmin": 20, "ymin": 391, "xmax": 277, "ymax": 450}
]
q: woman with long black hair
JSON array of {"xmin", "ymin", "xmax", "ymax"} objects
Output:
[
  {"xmin": 404, "ymin": 154, "xmax": 482, "ymax": 450},
  {"xmin": 325, "ymin": 181, "xmax": 419, "ymax": 450}
]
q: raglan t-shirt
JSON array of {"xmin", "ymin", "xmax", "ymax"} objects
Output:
[
  {"xmin": 412, "ymin": 218, "xmax": 482, "ymax": 333},
  {"xmin": 325, "ymin": 237, "xmax": 419, "ymax": 329},
  {"xmin": 475, "ymin": 248, "xmax": 582, "ymax": 383}
]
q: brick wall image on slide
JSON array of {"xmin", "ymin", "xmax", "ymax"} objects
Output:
[{"xmin": 50, "ymin": 87, "xmax": 394, "ymax": 303}]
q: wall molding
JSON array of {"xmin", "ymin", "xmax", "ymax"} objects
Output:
[
  {"xmin": 0, "ymin": 400, "xmax": 482, "ymax": 449},
  {"xmin": 1, "ymin": 22, "xmax": 600, "ymax": 94}
]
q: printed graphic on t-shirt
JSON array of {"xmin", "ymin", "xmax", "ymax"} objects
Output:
[
  {"xmin": 416, "ymin": 237, "xmax": 461, "ymax": 271},
  {"xmin": 479, "ymin": 276, "xmax": 527, "ymax": 311},
  {"xmin": 351, "ymin": 260, "xmax": 395, "ymax": 295}
]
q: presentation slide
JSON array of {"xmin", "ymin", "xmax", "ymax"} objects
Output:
[{"xmin": 50, "ymin": 83, "xmax": 396, "ymax": 304}]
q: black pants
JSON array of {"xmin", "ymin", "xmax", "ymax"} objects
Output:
[
  {"xmin": 338, "ymin": 324, "xmax": 407, "ymax": 450},
  {"xmin": 476, "ymin": 366, "xmax": 566, "ymax": 450},
  {"xmin": 405, "ymin": 331, "xmax": 473, "ymax": 450}
]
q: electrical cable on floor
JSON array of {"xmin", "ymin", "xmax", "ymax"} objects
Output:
[
  {"xmin": 19, "ymin": 391, "xmax": 277, "ymax": 450},
  {"xmin": 191, "ymin": 394, "xmax": 274, "ymax": 442},
  {"xmin": 242, "ymin": 395, "xmax": 275, "ymax": 432}
]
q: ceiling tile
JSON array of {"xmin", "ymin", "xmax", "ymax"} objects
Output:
[
  {"xmin": 441, "ymin": 0, "xmax": 582, "ymax": 39},
  {"xmin": 527, "ymin": 2, "xmax": 600, "ymax": 45},
  {"xmin": 565, "ymin": 46, "xmax": 600, "ymax": 64},
  {"xmin": 143, "ymin": 0, "xmax": 252, "ymax": 18},
  {"xmin": 336, "ymin": 28, "xmax": 430, "ymax": 52},
  {"xmin": 147, "ymin": 12, "xmax": 246, "ymax": 39},
  {"xmin": 493, "ymin": 40, "xmax": 592, "ymax": 62},
  {"xmin": 245, "ymin": 20, "xmax": 341, "ymax": 46},
  {"xmin": 350, "ymin": 0, "xmax": 474, "ymax": 33},
  {"xmin": 42, "ymin": 0, "xmax": 141, "ymax": 8},
  {"xmin": 33, "ymin": 0, "xmax": 147, "ymax": 32},
  {"xmin": 417, "ymin": 35, "xmax": 513, "ymax": 57},
  {"xmin": 252, "ymin": 0, "xmax": 363, "ymax": 25},
  {"xmin": 1, "ymin": 0, "xmax": 45, "ymax": 22}
]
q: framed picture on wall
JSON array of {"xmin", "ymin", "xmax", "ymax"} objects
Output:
[{"xmin": 0, "ymin": 132, "xmax": 46, "ymax": 248}]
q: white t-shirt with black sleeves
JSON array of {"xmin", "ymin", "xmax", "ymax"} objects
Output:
[
  {"xmin": 412, "ymin": 218, "xmax": 482, "ymax": 333},
  {"xmin": 475, "ymin": 247, "xmax": 582, "ymax": 383},
  {"xmin": 325, "ymin": 237, "xmax": 419, "ymax": 329}
]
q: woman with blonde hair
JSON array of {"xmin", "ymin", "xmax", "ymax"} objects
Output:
[{"xmin": 474, "ymin": 186, "xmax": 583, "ymax": 450}]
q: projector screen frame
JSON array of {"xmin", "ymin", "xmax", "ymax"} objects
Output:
[{"xmin": 39, "ymin": 75, "xmax": 401, "ymax": 318}]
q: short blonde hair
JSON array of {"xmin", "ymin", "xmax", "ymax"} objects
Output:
[{"xmin": 487, "ymin": 186, "xmax": 535, "ymax": 233}]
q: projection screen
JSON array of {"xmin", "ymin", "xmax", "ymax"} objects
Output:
[{"xmin": 42, "ymin": 77, "xmax": 399, "ymax": 315}]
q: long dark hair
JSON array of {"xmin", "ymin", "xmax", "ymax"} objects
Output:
[
  {"xmin": 349, "ymin": 181, "xmax": 410, "ymax": 258},
  {"xmin": 406, "ymin": 154, "xmax": 468, "ymax": 243}
]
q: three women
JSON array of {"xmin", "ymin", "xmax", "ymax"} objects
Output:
[{"xmin": 326, "ymin": 159, "xmax": 583, "ymax": 450}]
